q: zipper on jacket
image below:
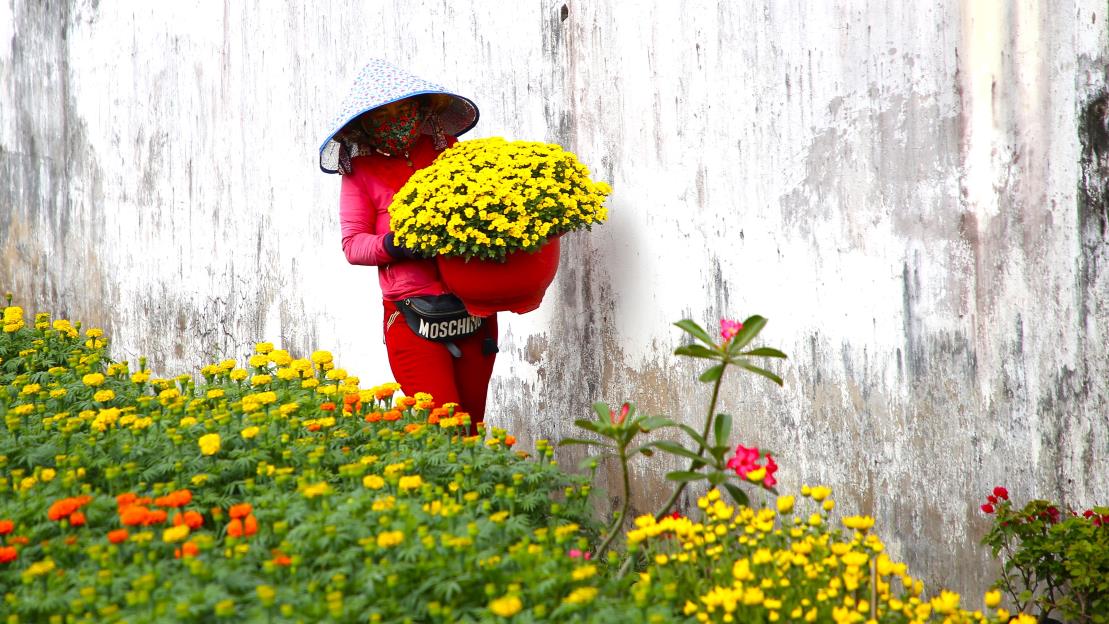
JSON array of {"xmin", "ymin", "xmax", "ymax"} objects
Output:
[{"xmin": 403, "ymin": 298, "xmax": 470, "ymax": 319}]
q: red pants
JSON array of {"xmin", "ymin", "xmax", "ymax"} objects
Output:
[{"xmin": 383, "ymin": 300, "xmax": 497, "ymax": 433}]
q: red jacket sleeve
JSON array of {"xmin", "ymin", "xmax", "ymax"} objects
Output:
[{"xmin": 339, "ymin": 173, "xmax": 396, "ymax": 266}]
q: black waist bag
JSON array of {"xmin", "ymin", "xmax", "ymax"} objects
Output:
[{"xmin": 397, "ymin": 295, "xmax": 484, "ymax": 358}]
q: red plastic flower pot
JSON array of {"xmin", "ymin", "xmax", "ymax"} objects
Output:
[{"xmin": 436, "ymin": 236, "xmax": 561, "ymax": 317}]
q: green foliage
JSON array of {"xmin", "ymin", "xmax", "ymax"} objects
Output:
[{"xmin": 982, "ymin": 492, "xmax": 1109, "ymax": 623}]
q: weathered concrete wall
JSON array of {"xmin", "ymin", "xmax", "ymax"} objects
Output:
[{"xmin": 2, "ymin": 0, "xmax": 1107, "ymax": 598}]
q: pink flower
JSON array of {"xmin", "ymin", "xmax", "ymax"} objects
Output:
[
  {"xmin": 610, "ymin": 403, "xmax": 630, "ymax": 426},
  {"xmin": 763, "ymin": 455, "xmax": 779, "ymax": 488},
  {"xmin": 720, "ymin": 319, "xmax": 743, "ymax": 343},
  {"xmin": 567, "ymin": 549, "xmax": 591, "ymax": 560},
  {"xmin": 726, "ymin": 444, "xmax": 761, "ymax": 478}
]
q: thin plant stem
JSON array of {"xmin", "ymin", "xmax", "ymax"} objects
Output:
[
  {"xmin": 651, "ymin": 368, "xmax": 725, "ymax": 521},
  {"xmin": 617, "ymin": 368, "xmax": 726, "ymax": 579},
  {"xmin": 594, "ymin": 447, "xmax": 631, "ymax": 559}
]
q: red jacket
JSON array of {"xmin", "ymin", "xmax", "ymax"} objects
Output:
[{"xmin": 339, "ymin": 135, "xmax": 454, "ymax": 301}]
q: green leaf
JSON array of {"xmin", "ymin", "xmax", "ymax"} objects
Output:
[
  {"xmin": 557, "ymin": 438, "xmax": 609, "ymax": 449},
  {"xmin": 665, "ymin": 470, "xmax": 705, "ymax": 483},
  {"xmin": 591, "ymin": 402, "xmax": 611, "ymax": 422},
  {"xmin": 699, "ymin": 364, "xmax": 725, "ymax": 383},
  {"xmin": 674, "ymin": 344, "xmax": 721, "ymax": 359},
  {"xmin": 713, "ymin": 413, "xmax": 732, "ymax": 447},
  {"xmin": 637, "ymin": 416, "xmax": 676, "ymax": 432},
  {"xmin": 650, "ymin": 440, "xmax": 706, "ymax": 463},
  {"xmin": 674, "ymin": 320, "xmax": 716, "ymax": 347},
  {"xmin": 723, "ymin": 482, "xmax": 750, "ymax": 506},
  {"xmin": 707, "ymin": 471, "xmax": 726, "ymax": 485},
  {"xmin": 730, "ymin": 315, "xmax": 768, "ymax": 350},
  {"xmin": 678, "ymin": 424, "xmax": 707, "ymax": 449},
  {"xmin": 574, "ymin": 419, "xmax": 602, "ymax": 434},
  {"xmin": 736, "ymin": 361, "xmax": 783, "ymax": 386},
  {"xmin": 740, "ymin": 347, "xmax": 787, "ymax": 359}
]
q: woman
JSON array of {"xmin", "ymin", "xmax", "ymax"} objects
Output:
[{"xmin": 319, "ymin": 59, "xmax": 496, "ymax": 434}]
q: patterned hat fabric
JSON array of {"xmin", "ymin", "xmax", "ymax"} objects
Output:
[{"xmin": 318, "ymin": 59, "xmax": 479, "ymax": 173}]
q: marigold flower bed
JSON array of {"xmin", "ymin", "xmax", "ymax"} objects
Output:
[{"xmin": 0, "ymin": 299, "xmax": 1022, "ymax": 623}]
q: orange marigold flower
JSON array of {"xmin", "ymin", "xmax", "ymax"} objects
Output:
[
  {"xmin": 69, "ymin": 511, "xmax": 86, "ymax": 527},
  {"xmin": 0, "ymin": 520, "xmax": 13, "ymax": 535},
  {"xmin": 155, "ymin": 489, "xmax": 192, "ymax": 508},
  {"xmin": 48, "ymin": 495, "xmax": 92, "ymax": 521},
  {"xmin": 244, "ymin": 514, "xmax": 258, "ymax": 537},
  {"xmin": 427, "ymin": 414, "xmax": 441, "ymax": 425},
  {"xmin": 306, "ymin": 423, "xmax": 321, "ymax": 432},
  {"xmin": 415, "ymin": 400, "xmax": 434, "ymax": 410},
  {"xmin": 0, "ymin": 546, "xmax": 17, "ymax": 564},
  {"xmin": 144, "ymin": 509, "xmax": 168, "ymax": 526},
  {"xmin": 120, "ymin": 506, "xmax": 149, "ymax": 526},
  {"xmin": 108, "ymin": 529, "xmax": 129, "ymax": 544},
  {"xmin": 343, "ymin": 394, "xmax": 362, "ymax": 413},
  {"xmin": 404, "ymin": 423, "xmax": 422, "ymax": 433},
  {"xmin": 384, "ymin": 410, "xmax": 402, "ymax": 422},
  {"xmin": 210, "ymin": 507, "xmax": 224, "ymax": 520},
  {"xmin": 505, "ymin": 435, "xmax": 516, "ymax": 447},
  {"xmin": 273, "ymin": 553, "xmax": 292, "ymax": 566},
  {"xmin": 229, "ymin": 503, "xmax": 253, "ymax": 519},
  {"xmin": 64, "ymin": 535, "xmax": 78, "ymax": 545},
  {"xmin": 116, "ymin": 493, "xmax": 138, "ymax": 509},
  {"xmin": 227, "ymin": 518, "xmax": 244, "ymax": 538},
  {"xmin": 182, "ymin": 511, "xmax": 204, "ymax": 529},
  {"xmin": 8, "ymin": 536, "xmax": 29, "ymax": 546},
  {"xmin": 365, "ymin": 412, "xmax": 383, "ymax": 423},
  {"xmin": 320, "ymin": 402, "xmax": 336, "ymax": 412},
  {"xmin": 174, "ymin": 541, "xmax": 199, "ymax": 559},
  {"xmin": 397, "ymin": 396, "xmax": 417, "ymax": 409}
]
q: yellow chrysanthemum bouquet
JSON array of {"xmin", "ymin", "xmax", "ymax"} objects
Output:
[{"xmin": 388, "ymin": 137, "xmax": 612, "ymax": 262}]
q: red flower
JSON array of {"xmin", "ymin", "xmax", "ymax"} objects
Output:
[
  {"xmin": 174, "ymin": 541, "xmax": 199, "ymax": 559},
  {"xmin": 981, "ymin": 503, "xmax": 995, "ymax": 514},
  {"xmin": 0, "ymin": 546, "xmax": 17, "ymax": 564},
  {"xmin": 610, "ymin": 403, "xmax": 630, "ymax": 425},
  {"xmin": 0, "ymin": 520, "xmax": 13, "ymax": 536},
  {"xmin": 229, "ymin": 503, "xmax": 253, "ymax": 520},
  {"xmin": 155, "ymin": 489, "xmax": 192, "ymax": 508},
  {"xmin": 992, "ymin": 486, "xmax": 1009, "ymax": 501},
  {"xmin": 987, "ymin": 495, "xmax": 998, "ymax": 505},
  {"xmin": 120, "ymin": 506, "xmax": 150, "ymax": 526},
  {"xmin": 108, "ymin": 529, "xmax": 129, "ymax": 544}
]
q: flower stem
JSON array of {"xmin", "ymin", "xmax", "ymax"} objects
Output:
[
  {"xmin": 594, "ymin": 447, "xmax": 631, "ymax": 559},
  {"xmin": 652, "ymin": 368, "xmax": 725, "ymax": 521}
]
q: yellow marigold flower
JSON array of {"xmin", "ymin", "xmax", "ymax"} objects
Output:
[
  {"xmin": 269, "ymin": 350, "xmax": 292, "ymax": 366},
  {"xmin": 843, "ymin": 516, "xmax": 875, "ymax": 531},
  {"xmin": 398, "ymin": 475, "xmax": 423, "ymax": 491},
  {"xmin": 49, "ymin": 388, "xmax": 67, "ymax": 398},
  {"xmin": 248, "ymin": 354, "xmax": 269, "ymax": 368},
  {"xmin": 746, "ymin": 467, "xmax": 767, "ymax": 483},
  {"xmin": 21, "ymin": 383, "xmax": 41, "ymax": 395},
  {"xmin": 86, "ymin": 328, "xmax": 103, "ymax": 338},
  {"xmin": 40, "ymin": 468, "xmax": 56, "ymax": 482},
  {"xmin": 131, "ymin": 371, "xmax": 151, "ymax": 383},
  {"xmin": 302, "ymin": 378, "xmax": 320, "ymax": 389},
  {"xmin": 276, "ymin": 367, "xmax": 298, "ymax": 381},
  {"xmin": 488, "ymin": 595, "xmax": 523, "ymax": 618},
  {"xmin": 163, "ymin": 524, "xmax": 190, "ymax": 543},
  {"xmin": 310, "ymin": 350, "xmax": 333, "ymax": 365},
  {"xmin": 241, "ymin": 426, "xmax": 260, "ymax": 440},
  {"xmin": 229, "ymin": 369, "xmax": 248, "ymax": 381},
  {"xmin": 362, "ymin": 475, "xmax": 385, "ymax": 489},
  {"xmin": 776, "ymin": 495, "xmax": 795, "ymax": 514},
  {"xmin": 93, "ymin": 389, "xmax": 115, "ymax": 402},
  {"xmin": 563, "ymin": 587, "xmax": 598, "ymax": 605},
  {"xmin": 325, "ymin": 368, "xmax": 348, "ymax": 381},
  {"xmin": 82, "ymin": 373, "xmax": 105, "ymax": 387},
  {"xmin": 198, "ymin": 433, "xmax": 221, "ymax": 456},
  {"xmin": 254, "ymin": 342, "xmax": 274, "ymax": 354},
  {"xmin": 809, "ymin": 485, "xmax": 832, "ymax": 501},
  {"xmin": 376, "ymin": 530, "xmax": 404, "ymax": 548},
  {"xmin": 179, "ymin": 417, "xmax": 198, "ymax": 427},
  {"xmin": 279, "ymin": 402, "xmax": 299, "ymax": 416},
  {"xmin": 251, "ymin": 374, "xmax": 272, "ymax": 386},
  {"xmin": 983, "ymin": 590, "xmax": 1002, "ymax": 608},
  {"xmin": 571, "ymin": 564, "xmax": 597, "ymax": 581},
  {"xmin": 300, "ymin": 482, "xmax": 331, "ymax": 498},
  {"xmin": 207, "ymin": 389, "xmax": 224, "ymax": 399}
]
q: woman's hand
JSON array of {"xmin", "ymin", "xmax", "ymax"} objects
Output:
[{"xmin": 383, "ymin": 232, "xmax": 427, "ymax": 261}]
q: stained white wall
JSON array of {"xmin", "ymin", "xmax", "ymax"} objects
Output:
[{"xmin": 2, "ymin": 0, "xmax": 1107, "ymax": 597}]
